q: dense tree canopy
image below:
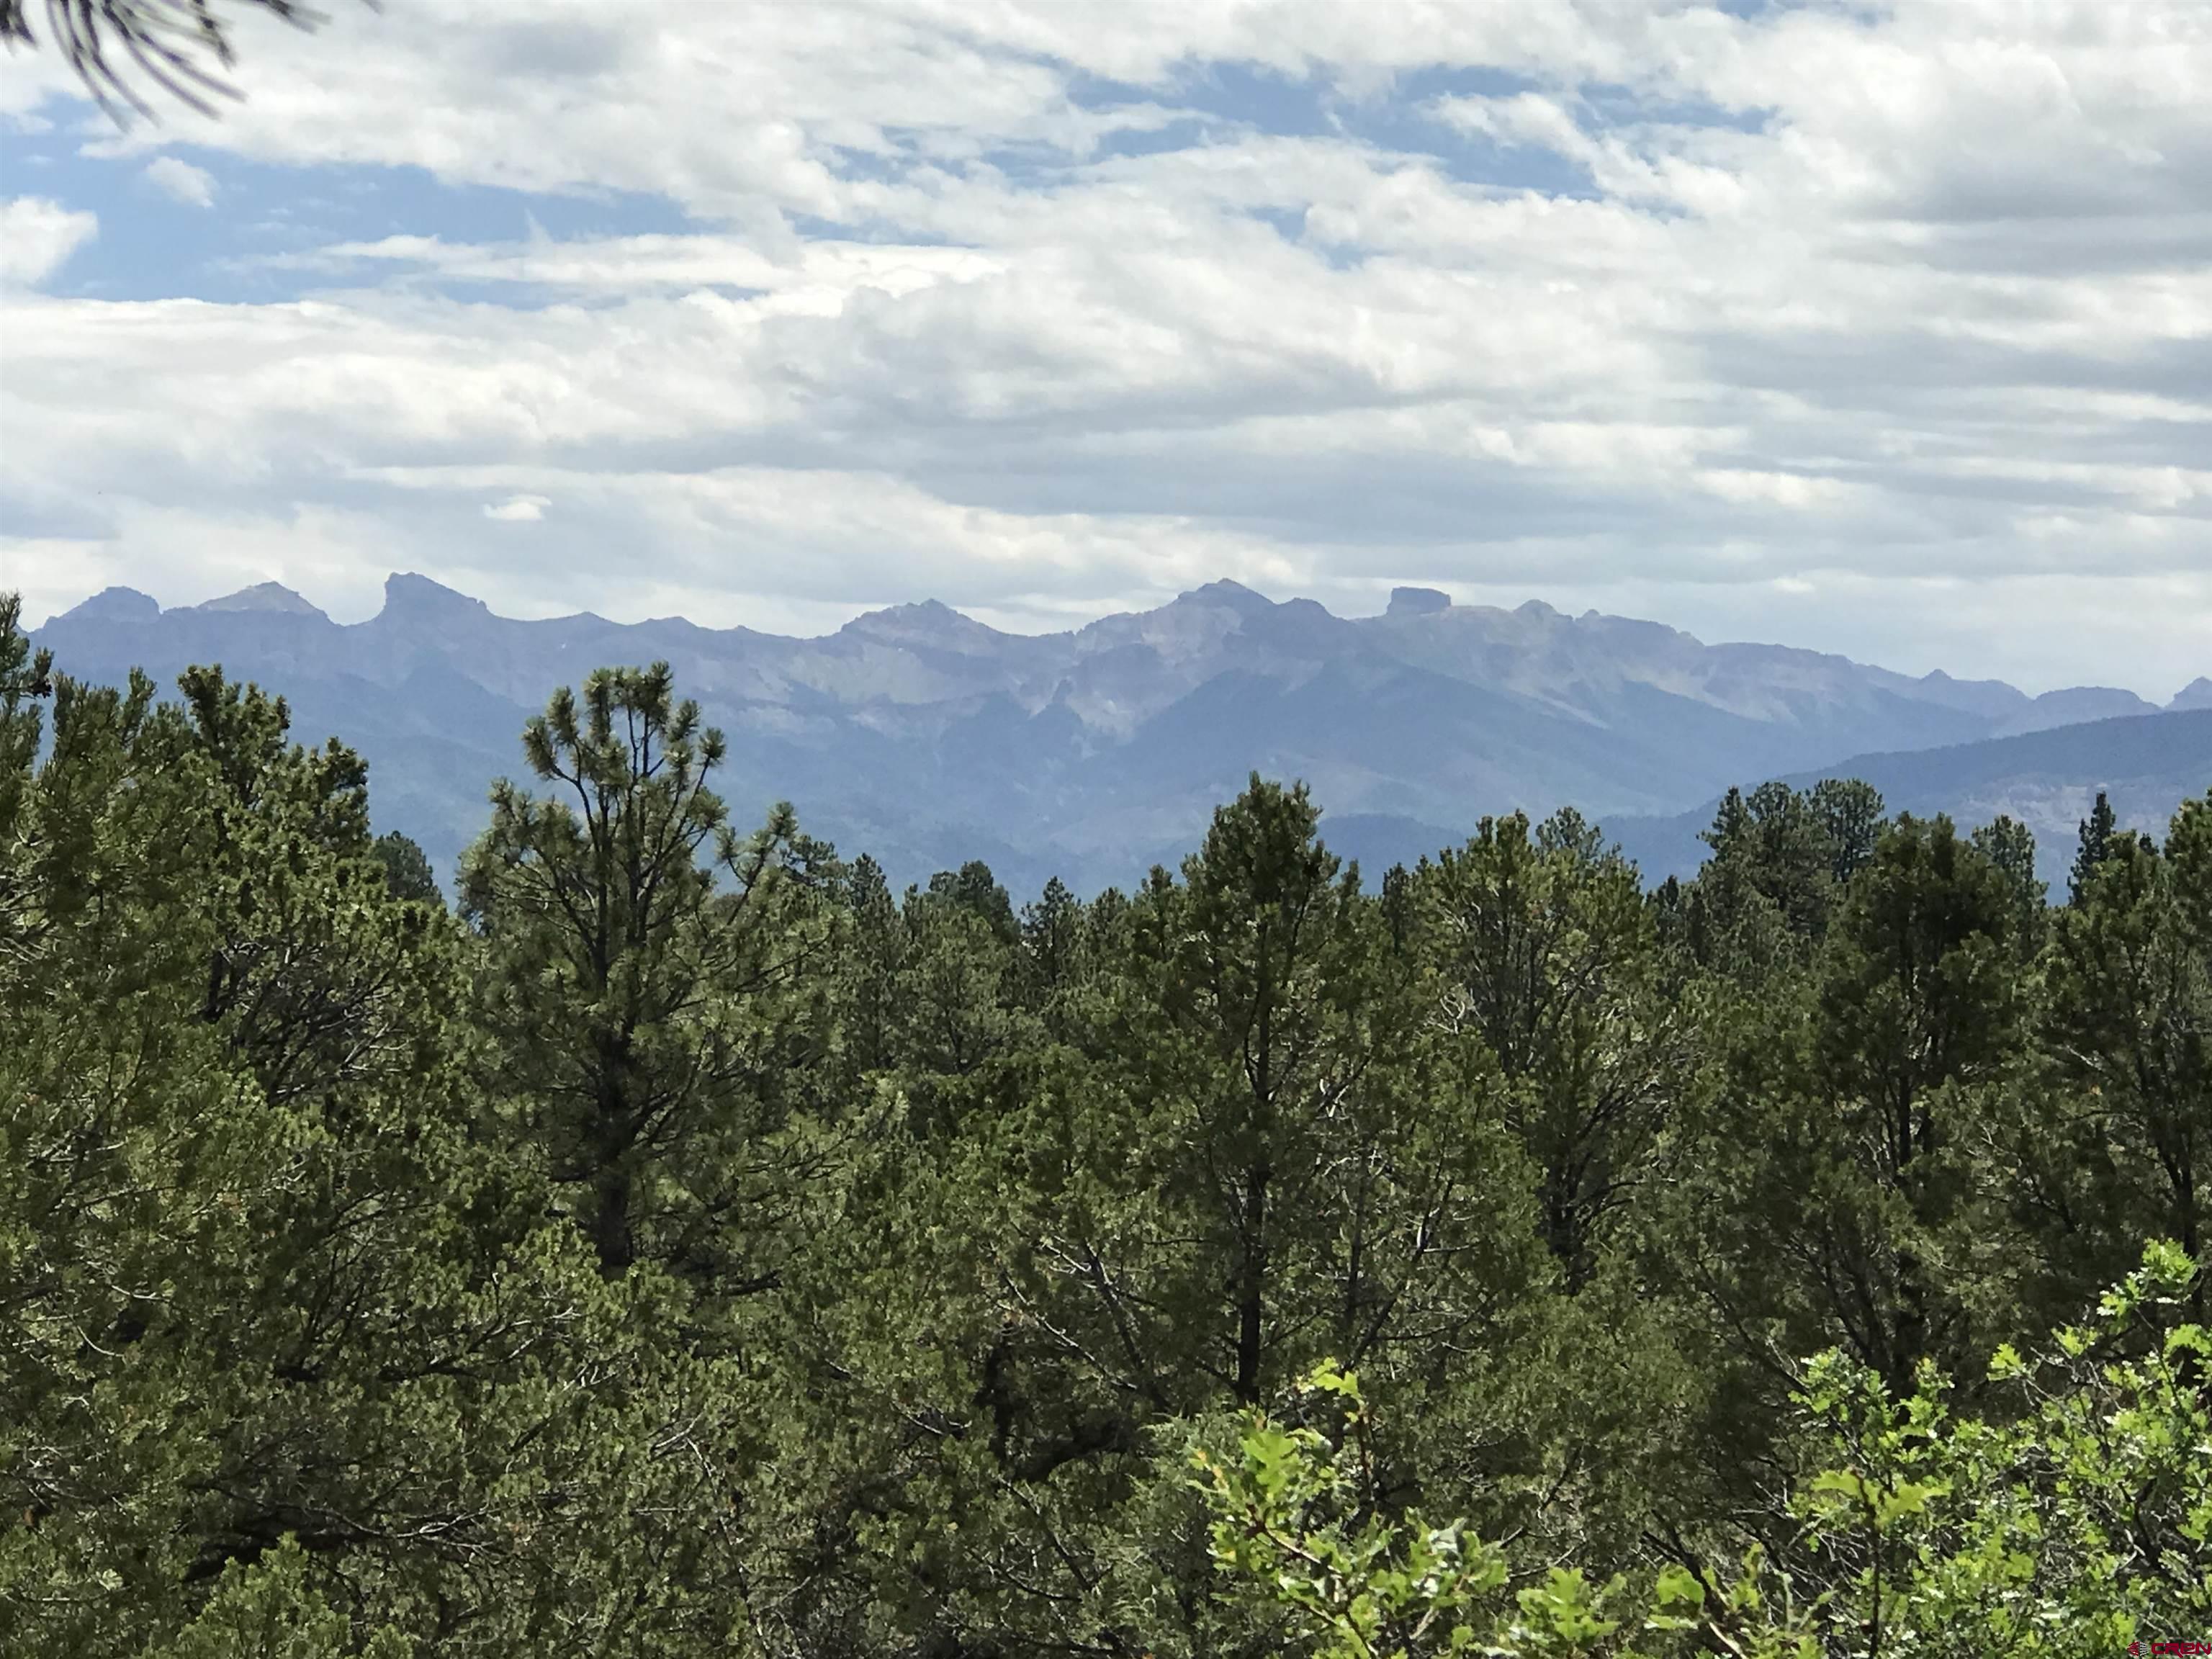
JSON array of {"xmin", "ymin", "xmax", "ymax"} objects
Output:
[{"xmin": 2, "ymin": 596, "xmax": 2206, "ymax": 1655}]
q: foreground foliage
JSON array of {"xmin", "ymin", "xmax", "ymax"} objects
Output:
[
  {"xmin": 1, "ymin": 594, "xmax": 2206, "ymax": 1655},
  {"xmin": 1201, "ymin": 1242, "xmax": 2212, "ymax": 1657}
]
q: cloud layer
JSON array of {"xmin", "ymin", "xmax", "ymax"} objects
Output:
[{"xmin": 2, "ymin": 0, "xmax": 2207, "ymax": 693}]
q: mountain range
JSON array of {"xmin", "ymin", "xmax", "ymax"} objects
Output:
[{"xmin": 31, "ymin": 575, "xmax": 2211, "ymax": 895}]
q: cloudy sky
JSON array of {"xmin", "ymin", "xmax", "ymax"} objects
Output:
[{"xmin": 2, "ymin": 0, "xmax": 2207, "ymax": 694}]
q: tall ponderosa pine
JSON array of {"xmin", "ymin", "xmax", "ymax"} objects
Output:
[
  {"xmin": 1093, "ymin": 777, "xmax": 1534, "ymax": 1411},
  {"xmin": 1812, "ymin": 777, "xmax": 1887, "ymax": 888},
  {"xmin": 1818, "ymin": 814, "xmax": 2020, "ymax": 1179},
  {"xmin": 841, "ymin": 779, "xmax": 1542, "ymax": 1658},
  {"xmin": 1972, "ymin": 813, "xmax": 2046, "ymax": 955},
  {"xmin": 461, "ymin": 662, "xmax": 835, "ymax": 1282}
]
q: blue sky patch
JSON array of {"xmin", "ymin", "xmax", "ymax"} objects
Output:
[{"xmin": 4, "ymin": 102, "xmax": 694, "ymax": 303}]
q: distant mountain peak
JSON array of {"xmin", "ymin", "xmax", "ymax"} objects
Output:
[
  {"xmin": 842, "ymin": 598, "xmax": 1009, "ymax": 645},
  {"xmin": 850, "ymin": 598, "xmax": 960, "ymax": 625},
  {"xmin": 1387, "ymin": 586, "xmax": 1451, "ymax": 617},
  {"xmin": 379, "ymin": 572, "xmax": 492, "ymax": 621},
  {"xmin": 2171, "ymin": 676, "xmax": 2212, "ymax": 712},
  {"xmin": 1912, "ymin": 667, "xmax": 2023, "ymax": 699},
  {"xmin": 1178, "ymin": 578, "xmax": 1274, "ymax": 613},
  {"xmin": 60, "ymin": 586, "xmax": 161, "ymax": 623},
  {"xmin": 189, "ymin": 581, "xmax": 328, "ymax": 620}
]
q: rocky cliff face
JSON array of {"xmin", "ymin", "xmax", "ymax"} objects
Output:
[{"xmin": 33, "ymin": 575, "xmax": 2207, "ymax": 893}]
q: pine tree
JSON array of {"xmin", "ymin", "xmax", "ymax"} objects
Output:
[
  {"xmin": 459, "ymin": 662, "xmax": 836, "ymax": 1282},
  {"xmin": 371, "ymin": 827, "xmax": 441, "ymax": 904},
  {"xmin": 1670, "ymin": 813, "xmax": 2021, "ymax": 1442},
  {"xmin": 2046, "ymin": 793, "xmax": 2212, "ymax": 1289},
  {"xmin": 1972, "ymin": 813, "xmax": 2046, "ymax": 952},
  {"xmin": 1812, "ymin": 777, "xmax": 1887, "ymax": 887},
  {"xmin": 1417, "ymin": 808, "xmax": 1686, "ymax": 1287},
  {"xmin": 2069, "ymin": 788, "xmax": 2119, "ymax": 904},
  {"xmin": 1682, "ymin": 779, "xmax": 1871, "ymax": 976},
  {"xmin": 9, "ymin": 591, "xmax": 2192, "ymax": 1656},
  {"xmin": 0, "ymin": 649, "xmax": 680, "ymax": 1654}
]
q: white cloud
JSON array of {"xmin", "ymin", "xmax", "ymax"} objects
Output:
[
  {"xmin": 3, "ymin": 0, "xmax": 2209, "ymax": 695},
  {"xmin": 0, "ymin": 197, "xmax": 96, "ymax": 287},
  {"xmin": 143, "ymin": 155, "xmax": 217, "ymax": 207},
  {"xmin": 1431, "ymin": 92, "xmax": 1598, "ymax": 165}
]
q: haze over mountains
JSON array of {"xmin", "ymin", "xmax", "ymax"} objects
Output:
[{"xmin": 35, "ymin": 576, "xmax": 2211, "ymax": 896}]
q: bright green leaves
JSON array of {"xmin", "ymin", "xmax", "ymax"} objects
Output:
[
  {"xmin": 1195, "ymin": 1364, "xmax": 1508, "ymax": 1659},
  {"xmin": 1200, "ymin": 1366, "xmax": 1754, "ymax": 1658},
  {"xmin": 1210, "ymin": 1259, "xmax": 2211, "ymax": 1658},
  {"xmin": 145, "ymin": 1540, "xmax": 414, "ymax": 1659},
  {"xmin": 1643, "ymin": 1563, "xmax": 1705, "ymax": 1631},
  {"xmin": 1803, "ymin": 1465, "xmax": 1953, "ymax": 1527},
  {"xmin": 1777, "ymin": 1243, "xmax": 2212, "ymax": 1653}
]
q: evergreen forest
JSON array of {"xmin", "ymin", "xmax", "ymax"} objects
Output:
[{"xmin": 4, "ymin": 594, "xmax": 2208, "ymax": 1658}]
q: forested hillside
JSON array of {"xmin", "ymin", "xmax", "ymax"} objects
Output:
[
  {"xmin": 4, "ymin": 595, "xmax": 2208, "ymax": 1656},
  {"xmin": 1609, "ymin": 709, "xmax": 2212, "ymax": 889}
]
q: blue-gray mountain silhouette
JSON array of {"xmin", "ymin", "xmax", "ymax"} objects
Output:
[{"xmin": 34, "ymin": 575, "xmax": 2205, "ymax": 893}]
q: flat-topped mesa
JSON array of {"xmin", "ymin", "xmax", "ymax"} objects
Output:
[
  {"xmin": 59, "ymin": 586, "xmax": 161, "ymax": 624},
  {"xmin": 1386, "ymin": 586, "xmax": 1450, "ymax": 617},
  {"xmin": 2025, "ymin": 686, "xmax": 2158, "ymax": 722}
]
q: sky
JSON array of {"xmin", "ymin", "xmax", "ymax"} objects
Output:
[{"xmin": 1, "ymin": 0, "xmax": 2207, "ymax": 697}]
